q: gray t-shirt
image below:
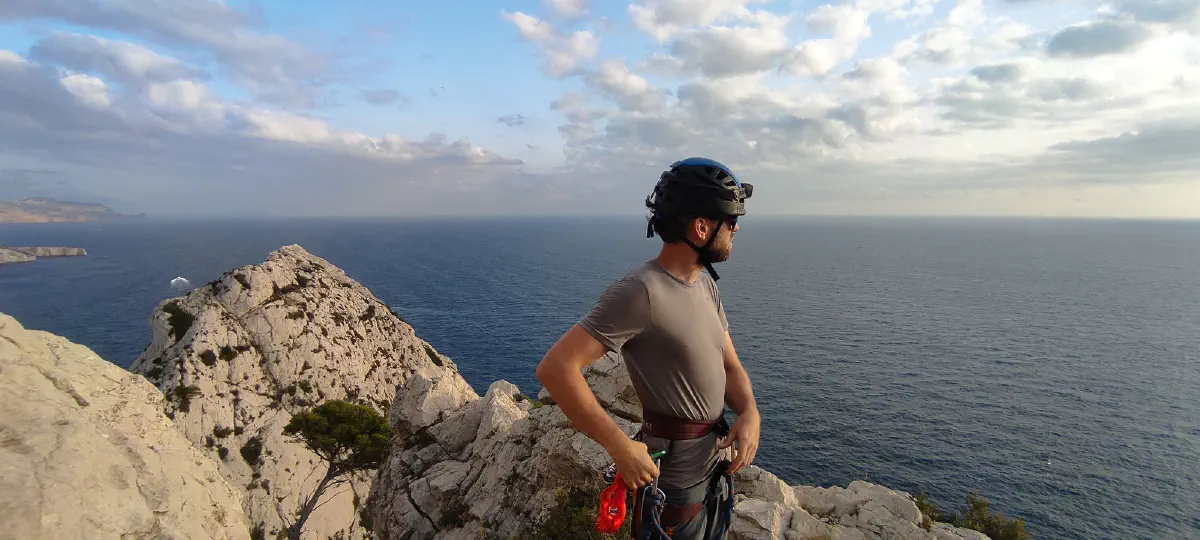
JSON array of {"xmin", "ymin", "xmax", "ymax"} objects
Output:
[{"xmin": 578, "ymin": 260, "xmax": 730, "ymax": 488}]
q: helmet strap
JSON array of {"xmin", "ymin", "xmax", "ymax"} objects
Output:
[{"xmin": 684, "ymin": 219, "xmax": 724, "ymax": 281}]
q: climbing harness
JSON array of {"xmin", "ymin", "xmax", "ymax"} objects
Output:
[{"xmin": 596, "ymin": 411, "xmax": 738, "ymax": 539}]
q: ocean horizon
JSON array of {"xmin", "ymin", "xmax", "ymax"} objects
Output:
[{"xmin": 2, "ymin": 215, "xmax": 1197, "ymax": 540}]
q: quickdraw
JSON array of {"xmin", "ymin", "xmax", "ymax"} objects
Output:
[{"xmin": 594, "ymin": 450, "xmax": 668, "ymax": 535}]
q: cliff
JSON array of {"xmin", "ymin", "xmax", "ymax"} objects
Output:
[
  {"xmin": 0, "ymin": 312, "xmax": 252, "ymax": 540},
  {"xmin": 0, "ymin": 246, "xmax": 87, "ymax": 265},
  {"xmin": 0, "ymin": 244, "xmax": 994, "ymax": 540},
  {"xmin": 127, "ymin": 244, "xmax": 464, "ymax": 540},
  {"xmin": 0, "ymin": 197, "xmax": 142, "ymax": 223}
]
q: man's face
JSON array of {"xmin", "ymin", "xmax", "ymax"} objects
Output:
[{"xmin": 697, "ymin": 216, "xmax": 738, "ymax": 262}]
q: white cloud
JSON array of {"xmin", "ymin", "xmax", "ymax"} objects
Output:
[
  {"xmin": 668, "ymin": 10, "xmax": 792, "ymax": 77},
  {"xmin": 629, "ymin": 0, "xmax": 768, "ymax": 42},
  {"xmin": 504, "ymin": 11, "xmax": 558, "ymax": 42},
  {"xmin": 503, "ymin": 11, "xmax": 600, "ymax": 77},
  {"xmin": 60, "ymin": 73, "xmax": 112, "ymax": 109},
  {"xmin": 29, "ymin": 32, "xmax": 206, "ymax": 86},
  {"xmin": 2, "ymin": 0, "xmax": 330, "ymax": 107},
  {"xmin": 0, "ymin": 37, "xmax": 534, "ymax": 217},
  {"xmin": 546, "ymin": 0, "xmax": 589, "ymax": 18}
]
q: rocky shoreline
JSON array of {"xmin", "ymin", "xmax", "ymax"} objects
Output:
[
  {"xmin": 0, "ymin": 244, "xmax": 995, "ymax": 539},
  {"xmin": 0, "ymin": 246, "xmax": 87, "ymax": 265}
]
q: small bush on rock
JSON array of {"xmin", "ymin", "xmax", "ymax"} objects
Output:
[
  {"xmin": 280, "ymin": 400, "xmax": 393, "ymax": 540},
  {"xmin": 916, "ymin": 489, "xmax": 1031, "ymax": 540},
  {"xmin": 524, "ymin": 486, "xmax": 630, "ymax": 540},
  {"xmin": 241, "ymin": 436, "xmax": 263, "ymax": 466}
]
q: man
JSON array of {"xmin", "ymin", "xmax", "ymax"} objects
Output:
[{"xmin": 536, "ymin": 157, "xmax": 761, "ymax": 539}]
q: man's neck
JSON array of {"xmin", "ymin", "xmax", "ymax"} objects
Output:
[{"xmin": 655, "ymin": 242, "xmax": 704, "ymax": 284}]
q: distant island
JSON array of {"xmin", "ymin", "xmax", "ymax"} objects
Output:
[
  {"xmin": 0, "ymin": 197, "xmax": 144, "ymax": 223},
  {"xmin": 0, "ymin": 246, "xmax": 87, "ymax": 265}
]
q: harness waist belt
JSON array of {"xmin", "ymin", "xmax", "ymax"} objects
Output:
[{"xmin": 641, "ymin": 409, "xmax": 720, "ymax": 440}]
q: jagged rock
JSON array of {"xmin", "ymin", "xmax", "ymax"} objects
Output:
[
  {"xmin": 0, "ymin": 312, "xmax": 251, "ymax": 540},
  {"xmin": 127, "ymin": 244, "xmax": 455, "ymax": 540},
  {"xmin": 369, "ymin": 346, "xmax": 991, "ymax": 540}
]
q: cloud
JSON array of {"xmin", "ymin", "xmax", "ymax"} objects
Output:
[
  {"xmin": 1, "ymin": 0, "xmax": 331, "ymax": 107},
  {"xmin": 361, "ymin": 89, "xmax": 404, "ymax": 106},
  {"xmin": 1046, "ymin": 20, "xmax": 1154, "ymax": 57},
  {"xmin": 1114, "ymin": 0, "xmax": 1200, "ymax": 26},
  {"xmin": 497, "ymin": 114, "xmax": 529, "ymax": 127},
  {"xmin": 0, "ymin": 48, "xmax": 538, "ymax": 217},
  {"xmin": 3, "ymin": 0, "xmax": 1200, "ymax": 218},
  {"xmin": 546, "ymin": 0, "xmax": 589, "ymax": 18},
  {"xmin": 28, "ymin": 32, "xmax": 207, "ymax": 86},
  {"xmin": 502, "ymin": 10, "xmax": 600, "ymax": 77},
  {"xmin": 667, "ymin": 10, "xmax": 792, "ymax": 78},
  {"xmin": 628, "ymin": 0, "xmax": 766, "ymax": 42}
]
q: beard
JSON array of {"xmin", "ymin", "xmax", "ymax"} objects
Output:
[{"xmin": 701, "ymin": 236, "xmax": 733, "ymax": 263}]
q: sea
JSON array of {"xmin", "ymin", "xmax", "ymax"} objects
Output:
[{"xmin": 1, "ymin": 216, "xmax": 1197, "ymax": 540}]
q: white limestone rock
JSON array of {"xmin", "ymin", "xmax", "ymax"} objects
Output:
[
  {"xmin": 369, "ymin": 348, "xmax": 993, "ymax": 540},
  {"xmin": 0, "ymin": 312, "xmax": 251, "ymax": 540},
  {"xmin": 128, "ymin": 244, "xmax": 456, "ymax": 540}
]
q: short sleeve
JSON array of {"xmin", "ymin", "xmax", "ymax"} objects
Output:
[
  {"xmin": 709, "ymin": 278, "xmax": 729, "ymax": 332},
  {"xmin": 578, "ymin": 276, "xmax": 651, "ymax": 352}
]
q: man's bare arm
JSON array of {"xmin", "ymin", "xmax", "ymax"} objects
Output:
[
  {"xmin": 535, "ymin": 324, "xmax": 632, "ymax": 452},
  {"xmin": 536, "ymin": 324, "xmax": 661, "ymax": 487},
  {"xmin": 722, "ymin": 331, "xmax": 758, "ymax": 417},
  {"xmin": 719, "ymin": 330, "xmax": 760, "ymax": 473}
]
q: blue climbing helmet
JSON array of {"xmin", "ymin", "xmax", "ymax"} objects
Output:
[
  {"xmin": 645, "ymin": 157, "xmax": 753, "ymax": 280},
  {"xmin": 646, "ymin": 157, "xmax": 753, "ymax": 222}
]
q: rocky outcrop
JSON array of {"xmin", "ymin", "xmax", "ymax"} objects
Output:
[
  {"xmin": 0, "ymin": 246, "xmax": 87, "ymax": 265},
  {"xmin": 368, "ymin": 346, "xmax": 991, "ymax": 540},
  {"xmin": 0, "ymin": 247, "xmax": 35, "ymax": 264},
  {"xmin": 7, "ymin": 246, "xmax": 88, "ymax": 257},
  {"xmin": 128, "ymin": 244, "xmax": 461, "ymax": 540},
  {"xmin": 0, "ymin": 312, "xmax": 251, "ymax": 540}
]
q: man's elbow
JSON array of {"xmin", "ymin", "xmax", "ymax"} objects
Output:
[{"xmin": 535, "ymin": 355, "xmax": 553, "ymax": 385}]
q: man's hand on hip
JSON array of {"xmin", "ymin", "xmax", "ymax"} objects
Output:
[{"xmin": 718, "ymin": 409, "xmax": 760, "ymax": 474}]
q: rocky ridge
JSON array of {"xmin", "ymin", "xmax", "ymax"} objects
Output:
[
  {"xmin": 0, "ymin": 312, "xmax": 251, "ymax": 540},
  {"xmin": 128, "ymin": 244, "xmax": 464, "ymax": 540},
  {"xmin": 369, "ymin": 349, "xmax": 991, "ymax": 540}
]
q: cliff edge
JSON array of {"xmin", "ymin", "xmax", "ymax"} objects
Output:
[{"xmin": 0, "ymin": 312, "xmax": 252, "ymax": 540}]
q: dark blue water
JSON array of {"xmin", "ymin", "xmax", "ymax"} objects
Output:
[{"xmin": 2, "ymin": 216, "xmax": 1198, "ymax": 540}]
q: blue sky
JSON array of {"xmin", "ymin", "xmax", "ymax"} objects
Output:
[{"xmin": 0, "ymin": 0, "xmax": 1197, "ymax": 218}]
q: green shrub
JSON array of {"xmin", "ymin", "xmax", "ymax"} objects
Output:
[
  {"xmin": 917, "ymin": 489, "xmax": 1032, "ymax": 540},
  {"xmin": 524, "ymin": 485, "xmax": 629, "ymax": 540},
  {"xmin": 241, "ymin": 436, "xmax": 264, "ymax": 466}
]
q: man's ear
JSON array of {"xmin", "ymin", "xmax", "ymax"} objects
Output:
[
  {"xmin": 696, "ymin": 217, "xmax": 716, "ymax": 241},
  {"xmin": 690, "ymin": 217, "xmax": 708, "ymax": 241}
]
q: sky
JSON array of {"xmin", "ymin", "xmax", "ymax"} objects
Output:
[{"xmin": 0, "ymin": 0, "xmax": 1197, "ymax": 219}]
